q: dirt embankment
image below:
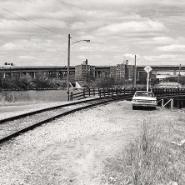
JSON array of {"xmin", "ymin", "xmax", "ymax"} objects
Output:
[
  {"xmin": 0, "ymin": 90, "xmax": 67, "ymax": 104},
  {"xmin": 0, "ymin": 101, "xmax": 183, "ymax": 185}
]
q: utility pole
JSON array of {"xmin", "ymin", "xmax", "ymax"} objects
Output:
[
  {"xmin": 134, "ymin": 55, "xmax": 137, "ymax": 88},
  {"xmin": 85, "ymin": 59, "xmax": 88, "ymax": 83},
  {"xmin": 124, "ymin": 60, "xmax": 128, "ymax": 88},
  {"xmin": 178, "ymin": 64, "xmax": 181, "ymax": 84},
  {"xmin": 67, "ymin": 34, "xmax": 71, "ymax": 101},
  {"xmin": 66, "ymin": 34, "xmax": 90, "ymax": 101}
]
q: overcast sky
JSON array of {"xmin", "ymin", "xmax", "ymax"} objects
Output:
[{"xmin": 0, "ymin": 0, "xmax": 185, "ymax": 66}]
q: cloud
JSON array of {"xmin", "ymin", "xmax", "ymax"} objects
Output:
[
  {"xmin": 0, "ymin": 18, "xmax": 66, "ymax": 33},
  {"xmin": 60, "ymin": 0, "xmax": 172, "ymax": 7},
  {"xmin": 0, "ymin": 0, "xmax": 184, "ymax": 66},
  {"xmin": 19, "ymin": 55, "xmax": 37, "ymax": 60},
  {"xmin": 152, "ymin": 36, "xmax": 174, "ymax": 44},
  {"xmin": 95, "ymin": 20, "xmax": 166, "ymax": 35},
  {"xmin": 1, "ymin": 39, "xmax": 64, "ymax": 52},
  {"xmin": 158, "ymin": 44, "xmax": 185, "ymax": 52},
  {"xmin": 71, "ymin": 21, "xmax": 104, "ymax": 30},
  {"xmin": 143, "ymin": 54, "xmax": 178, "ymax": 61},
  {"xmin": 2, "ymin": 42, "xmax": 17, "ymax": 50},
  {"xmin": 61, "ymin": 0, "xmax": 185, "ymax": 9},
  {"xmin": 142, "ymin": 54, "xmax": 185, "ymax": 65}
]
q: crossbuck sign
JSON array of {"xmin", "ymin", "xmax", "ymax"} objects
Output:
[
  {"xmin": 144, "ymin": 66, "xmax": 152, "ymax": 73},
  {"xmin": 144, "ymin": 66, "xmax": 152, "ymax": 92}
]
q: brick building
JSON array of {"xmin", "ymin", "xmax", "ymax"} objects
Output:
[
  {"xmin": 109, "ymin": 63, "xmax": 135, "ymax": 83},
  {"xmin": 75, "ymin": 60, "xmax": 95, "ymax": 82},
  {"xmin": 95, "ymin": 66, "xmax": 111, "ymax": 79}
]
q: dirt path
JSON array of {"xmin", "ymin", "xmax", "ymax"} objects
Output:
[{"xmin": 0, "ymin": 101, "xmax": 180, "ymax": 185}]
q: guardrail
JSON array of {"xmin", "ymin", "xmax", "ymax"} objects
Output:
[
  {"xmin": 69, "ymin": 88, "xmax": 137, "ymax": 101},
  {"xmin": 70, "ymin": 88, "xmax": 185, "ymax": 101},
  {"xmin": 152, "ymin": 88, "xmax": 185, "ymax": 98}
]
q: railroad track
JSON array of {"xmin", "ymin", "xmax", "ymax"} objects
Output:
[{"xmin": 0, "ymin": 94, "xmax": 133, "ymax": 144}]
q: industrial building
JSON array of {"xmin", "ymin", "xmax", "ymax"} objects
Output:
[
  {"xmin": 0, "ymin": 63, "xmax": 184, "ymax": 85},
  {"xmin": 75, "ymin": 60, "xmax": 96, "ymax": 82}
]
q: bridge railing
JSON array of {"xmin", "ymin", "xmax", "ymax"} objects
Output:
[
  {"xmin": 153, "ymin": 88, "xmax": 185, "ymax": 98},
  {"xmin": 70, "ymin": 87, "xmax": 185, "ymax": 101},
  {"xmin": 69, "ymin": 88, "xmax": 137, "ymax": 101}
]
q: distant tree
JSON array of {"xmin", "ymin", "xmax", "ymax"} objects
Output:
[{"xmin": 95, "ymin": 77, "xmax": 115, "ymax": 88}]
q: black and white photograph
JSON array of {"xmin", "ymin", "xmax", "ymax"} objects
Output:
[{"xmin": 0, "ymin": 0, "xmax": 185, "ymax": 184}]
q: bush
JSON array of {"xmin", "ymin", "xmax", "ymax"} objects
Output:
[
  {"xmin": 96, "ymin": 78, "xmax": 115, "ymax": 88},
  {"xmin": 103, "ymin": 121, "xmax": 184, "ymax": 185},
  {"xmin": 0, "ymin": 76, "xmax": 66, "ymax": 90}
]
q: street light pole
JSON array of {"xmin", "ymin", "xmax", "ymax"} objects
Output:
[
  {"xmin": 67, "ymin": 34, "xmax": 71, "ymax": 101},
  {"xmin": 134, "ymin": 55, "xmax": 137, "ymax": 88},
  {"xmin": 146, "ymin": 72, "xmax": 150, "ymax": 92},
  {"xmin": 66, "ymin": 34, "xmax": 90, "ymax": 101},
  {"xmin": 178, "ymin": 64, "xmax": 181, "ymax": 84}
]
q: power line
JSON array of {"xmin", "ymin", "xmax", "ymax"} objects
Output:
[
  {"xmin": 57, "ymin": 1, "xmax": 77, "ymax": 8},
  {"xmin": 0, "ymin": 6, "xmax": 68, "ymax": 61},
  {"xmin": 1, "ymin": 7, "xmax": 60, "ymax": 35}
]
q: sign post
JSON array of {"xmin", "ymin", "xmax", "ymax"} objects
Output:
[{"xmin": 144, "ymin": 66, "xmax": 152, "ymax": 92}]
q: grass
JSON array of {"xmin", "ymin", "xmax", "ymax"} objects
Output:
[
  {"xmin": 102, "ymin": 118, "xmax": 185, "ymax": 185},
  {"xmin": 0, "ymin": 90, "xmax": 67, "ymax": 104}
]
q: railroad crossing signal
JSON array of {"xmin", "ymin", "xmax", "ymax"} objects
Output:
[
  {"xmin": 144, "ymin": 66, "xmax": 152, "ymax": 73},
  {"xmin": 144, "ymin": 66, "xmax": 152, "ymax": 92}
]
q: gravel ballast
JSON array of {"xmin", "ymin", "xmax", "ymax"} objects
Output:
[{"xmin": 0, "ymin": 101, "xmax": 181, "ymax": 185}]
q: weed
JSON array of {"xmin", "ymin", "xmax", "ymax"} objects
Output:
[{"xmin": 103, "ymin": 120, "xmax": 185, "ymax": 185}]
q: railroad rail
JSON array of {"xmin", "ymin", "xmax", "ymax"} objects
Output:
[
  {"xmin": 1, "ymin": 87, "xmax": 185, "ymax": 144},
  {"xmin": 71, "ymin": 87, "xmax": 185, "ymax": 109},
  {"xmin": 0, "ymin": 93, "xmax": 133, "ymax": 144},
  {"xmin": 71, "ymin": 87, "xmax": 185, "ymax": 100}
]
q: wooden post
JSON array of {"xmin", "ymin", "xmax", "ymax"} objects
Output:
[
  {"xmin": 183, "ymin": 98, "xmax": 185, "ymax": 108},
  {"xmin": 88, "ymin": 88, "xmax": 91, "ymax": 96},
  {"xmin": 93, "ymin": 88, "xmax": 95, "ymax": 96},
  {"xmin": 177, "ymin": 100, "xmax": 180, "ymax": 108},
  {"xmin": 83, "ymin": 89, "xmax": 86, "ymax": 98},
  {"xmin": 108, "ymin": 88, "xmax": 110, "ymax": 96},
  {"xmin": 99, "ymin": 89, "xmax": 101, "ymax": 98},
  {"xmin": 106, "ymin": 88, "xmax": 109, "ymax": 96},
  {"xmin": 111, "ymin": 88, "xmax": 114, "ymax": 97},
  {"xmin": 171, "ymin": 99, "xmax": 174, "ymax": 110},
  {"xmin": 116, "ymin": 88, "xmax": 118, "ymax": 95},
  {"xmin": 70, "ymin": 92, "xmax": 73, "ymax": 101},
  {"xmin": 161, "ymin": 99, "xmax": 164, "ymax": 107},
  {"xmin": 180, "ymin": 100, "xmax": 183, "ymax": 108}
]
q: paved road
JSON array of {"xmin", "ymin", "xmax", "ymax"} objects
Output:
[{"xmin": 0, "ymin": 101, "xmax": 179, "ymax": 185}]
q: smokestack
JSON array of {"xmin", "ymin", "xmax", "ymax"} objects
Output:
[{"xmin": 83, "ymin": 59, "xmax": 88, "ymax": 65}]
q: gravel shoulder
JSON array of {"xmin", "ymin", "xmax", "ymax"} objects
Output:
[
  {"xmin": 0, "ymin": 101, "xmax": 182, "ymax": 185},
  {"xmin": 0, "ymin": 96, "xmax": 97, "ymax": 120},
  {"xmin": 0, "ymin": 102, "xmax": 67, "ymax": 120}
]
